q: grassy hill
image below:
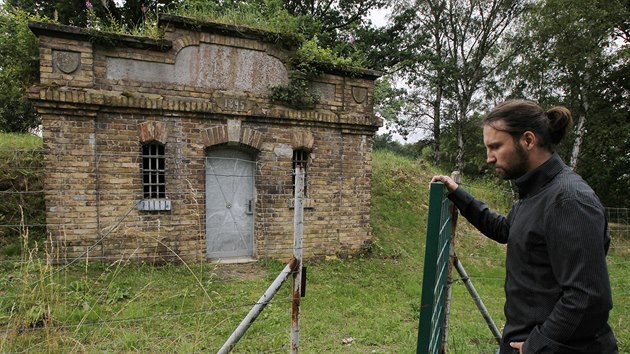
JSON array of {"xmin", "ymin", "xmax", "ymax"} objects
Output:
[{"xmin": 0, "ymin": 141, "xmax": 627, "ymax": 352}]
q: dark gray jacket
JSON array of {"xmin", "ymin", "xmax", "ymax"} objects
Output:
[{"xmin": 448, "ymin": 153, "xmax": 617, "ymax": 353}]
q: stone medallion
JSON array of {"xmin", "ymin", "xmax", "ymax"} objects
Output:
[{"xmin": 53, "ymin": 50, "xmax": 81, "ymax": 74}]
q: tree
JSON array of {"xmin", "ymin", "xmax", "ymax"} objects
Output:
[
  {"xmin": 284, "ymin": 0, "xmax": 390, "ymax": 71},
  {"xmin": 121, "ymin": 0, "xmax": 180, "ymax": 31},
  {"xmin": 373, "ymin": 78, "xmax": 407, "ymax": 122},
  {"xmin": 385, "ymin": 0, "xmax": 525, "ymax": 171},
  {"xmin": 390, "ymin": 0, "xmax": 454, "ymax": 164},
  {"xmin": 443, "ymin": 0, "xmax": 526, "ymax": 171},
  {"xmin": 508, "ymin": 0, "xmax": 627, "ymax": 169},
  {"xmin": 7, "ymin": 0, "xmax": 117, "ymax": 27},
  {"xmin": 0, "ymin": 5, "xmax": 41, "ymax": 132},
  {"xmin": 505, "ymin": 0, "xmax": 630, "ymax": 205},
  {"xmin": 7, "ymin": 0, "xmax": 185, "ymax": 33},
  {"xmin": 283, "ymin": 0, "xmax": 386, "ymax": 39},
  {"xmin": 439, "ymin": 112, "xmax": 489, "ymax": 175},
  {"xmin": 578, "ymin": 86, "xmax": 630, "ymax": 207}
]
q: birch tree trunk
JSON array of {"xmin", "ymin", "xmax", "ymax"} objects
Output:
[
  {"xmin": 569, "ymin": 104, "xmax": 588, "ymax": 170},
  {"xmin": 433, "ymin": 86, "xmax": 443, "ymax": 165},
  {"xmin": 455, "ymin": 109, "xmax": 466, "ymax": 172},
  {"xmin": 570, "ymin": 72, "xmax": 591, "ymax": 170}
]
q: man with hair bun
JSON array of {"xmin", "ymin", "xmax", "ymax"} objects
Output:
[{"xmin": 432, "ymin": 99, "xmax": 618, "ymax": 353}]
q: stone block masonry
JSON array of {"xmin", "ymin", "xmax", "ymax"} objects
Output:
[{"xmin": 28, "ymin": 14, "xmax": 382, "ymax": 263}]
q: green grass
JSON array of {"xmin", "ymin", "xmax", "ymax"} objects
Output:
[
  {"xmin": 0, "ymin": 149, "xmax": 628, "ymax": 352},
  {"xmin": 0, "ymin": 132, "xmax": 43, "ymax": 150}
]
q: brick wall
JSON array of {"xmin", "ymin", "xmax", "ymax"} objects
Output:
[{"xmin": 29, "ymin": 15, "xmax": 381, "ymax": 263}]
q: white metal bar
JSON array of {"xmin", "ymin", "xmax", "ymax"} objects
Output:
[
  {"xmin": 291, "ymin": 167, "xmax": 305, "ymax": 353},
  {"xmin": 217, "ymin": 257, "xmax": 298, "ymax": 354}
]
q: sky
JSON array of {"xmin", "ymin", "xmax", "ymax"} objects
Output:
[{"xmin": 368, "ymin": 7, "xmax": 390, "ymax": 28}]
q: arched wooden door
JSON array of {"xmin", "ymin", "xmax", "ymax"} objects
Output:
[{"xmin": 205, "ymin": 148, "xmax": 255, "ymax": 259}]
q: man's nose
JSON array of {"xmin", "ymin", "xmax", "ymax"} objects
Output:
[{"xmin": 486, "ymin": 151, "xmax": 496, "ymax": 164}]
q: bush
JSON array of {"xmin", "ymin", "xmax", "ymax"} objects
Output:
[
  {"xmin": 0, "ymin": 5, "xmax": 43, "ymax": 133},
  {"xmin": 0, "ymin": 133, "xmax": 45, "ymax": 249}
]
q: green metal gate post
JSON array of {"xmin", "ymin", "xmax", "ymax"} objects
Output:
[{"xmin": 417, "ymin": 182, "xmax": 453, "ymax": 354}]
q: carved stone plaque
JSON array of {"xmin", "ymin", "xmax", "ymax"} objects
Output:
[
  {"xmin": 351, "ymin": 86, "xmax": 368, "ymax": 104},
  {"xmin": 107, "ymin": 43, "xmax": 289, "ymax": 93},
  {"xmin": 53, "ymin": 50, "xmax": 81, "ymax": 74}
]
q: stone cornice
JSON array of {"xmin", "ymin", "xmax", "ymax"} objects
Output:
[
  {"xmin": 28, "ymin": 87, "xmax": 383, "ymax": 129},
  {"xmin": 28, "ymin": 21, "xmax": 172, "ymax": 51}
]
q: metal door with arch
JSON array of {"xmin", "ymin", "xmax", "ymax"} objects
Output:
[{"xmin": 205, "ymin": 148, "xmax": 255, "ymax": 259}]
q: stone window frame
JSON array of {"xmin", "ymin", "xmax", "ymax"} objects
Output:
[
  {"xmin": 288, "ymin": 131, "xmax": 315, "ymax": 209},
  {"xmin": 138, "ymin": 141, "xmax": 171, "ymax": 211},
  {"xmin": 138, "ymin": 121, "xmax": 170, "ymax": 211},
  {"xmin": 292, "ymin": 149, "xmax": 309, "ymax": 197},
  {"xmin": 142, "ymin": 142, "xmax": 166, "ymax": 199}
]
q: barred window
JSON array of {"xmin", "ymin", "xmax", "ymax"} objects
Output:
[
  {"xmin": 142, "ymin": 142, "xmax": 166, "ymax": 199},
  {"xmin": 292, "ymin": 149, "xmax": 309, "ymax": 196}
]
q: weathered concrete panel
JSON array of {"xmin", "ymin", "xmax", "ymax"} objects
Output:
[
  {"xmin": 311, "ymin": 82, "xmax": 336, "ymax": 101},
  {"xmin": 107, "ymin": 43, "xmax": 289, "ymax": 93}
]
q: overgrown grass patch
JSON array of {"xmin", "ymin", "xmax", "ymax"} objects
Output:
[
  {"xmin": 0, "ymin": 133, "xmax": 45, "ymax": 251},
  {"xmin": 0, "ymin": 133, "xmax": 42, "ymax": 150}
]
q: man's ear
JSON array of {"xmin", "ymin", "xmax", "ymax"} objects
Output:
[{"xmin": 521, "ymin": 131, "xmax": 537, "ymax": 150}]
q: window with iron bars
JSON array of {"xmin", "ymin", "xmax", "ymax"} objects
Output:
[
  {"xmin": 142, "ymin": 142, "xmax": 166, "ymax": 199},
  {"xmin": 292, "ymin": 149, "xmax": 309, "ymax": 196}
]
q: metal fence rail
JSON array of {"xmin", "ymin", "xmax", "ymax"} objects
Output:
[{"xmin": 607, "ymin": 207, "xmax": 630, "ymax": 238}]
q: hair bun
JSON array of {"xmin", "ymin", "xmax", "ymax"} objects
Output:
[{"xmin": 546, "ymin": 106, "xmax": 573, "ymax": 145}]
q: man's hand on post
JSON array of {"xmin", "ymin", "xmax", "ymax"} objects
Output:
[
  {"xmin": 510, "ymin": 341, "xmax": 524, "ymax": 353},
  {"xmin": 430, "ymin": 175, "xmax": 459, "ymax": 193}
]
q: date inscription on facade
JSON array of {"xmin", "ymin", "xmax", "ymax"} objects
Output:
[{"xmin": 222, "ymin": 98, "xmax": 248, "ymax": 112}]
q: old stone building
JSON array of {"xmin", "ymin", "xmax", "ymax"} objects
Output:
[{"xmin": 28, "ymin": 15, "xmax": 381, "ymax": 263}]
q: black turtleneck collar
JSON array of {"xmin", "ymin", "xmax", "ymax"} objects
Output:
[{"xmin": 514, "ymin": 152, "xmax": 566, "ymax": 199}]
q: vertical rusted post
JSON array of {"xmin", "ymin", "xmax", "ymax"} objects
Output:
[
  {"xmin": 291, "ymin": 167, "xmax": 304, "ymax": 353},
  {"xmin": 440, "ymin": 171, "xmax": 460, "ymax": 353}
]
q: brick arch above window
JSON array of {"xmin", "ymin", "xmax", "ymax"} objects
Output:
[
  {"xmin": 138, "ymin": 121, "xmax": 168, "ymax": 144},
  {"xmin": 292, "ymin": 131, "xmax": 314, "ymax": 151},
  {"xmin": 201, "ymin": 120, "xmax": 263, "ymax": 151}
]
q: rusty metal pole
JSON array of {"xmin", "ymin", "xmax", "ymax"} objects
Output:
[
  {"xmin": 291, "ymin": 167, "xmax": 304, "ymax": 353},
  {"xmin": 454, "ymin": 256, "xmax": 502, "ymax": 344},
  {"xmin": 217, "ymin": 258, "xmax": 298, "ymax": 354},
  {"xmin": 440, "ymin": 171, "xmax": 460, "ymax": 353}
]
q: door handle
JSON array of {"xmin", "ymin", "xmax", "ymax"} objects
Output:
[{"xmin": 246, "ymin": 199, "xmax": 253, "ymax": 215}]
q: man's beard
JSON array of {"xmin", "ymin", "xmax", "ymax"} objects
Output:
[{"xmin": 498, "ymin": 141, "xmax": 529, "ymax": 180}]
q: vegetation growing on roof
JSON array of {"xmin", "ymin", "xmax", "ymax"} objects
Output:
[
  {"xmin": 270, "ymin": 35, "xmax": 367, "ymax": 109},
  {"xmin": 172, "ymin": 0, "xmax": 304, "ymax": 42}
]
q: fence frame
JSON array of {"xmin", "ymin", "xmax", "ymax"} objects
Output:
[{"xmin": 417, "ymin": 182, "xmax": 453, "ymax": 354}]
